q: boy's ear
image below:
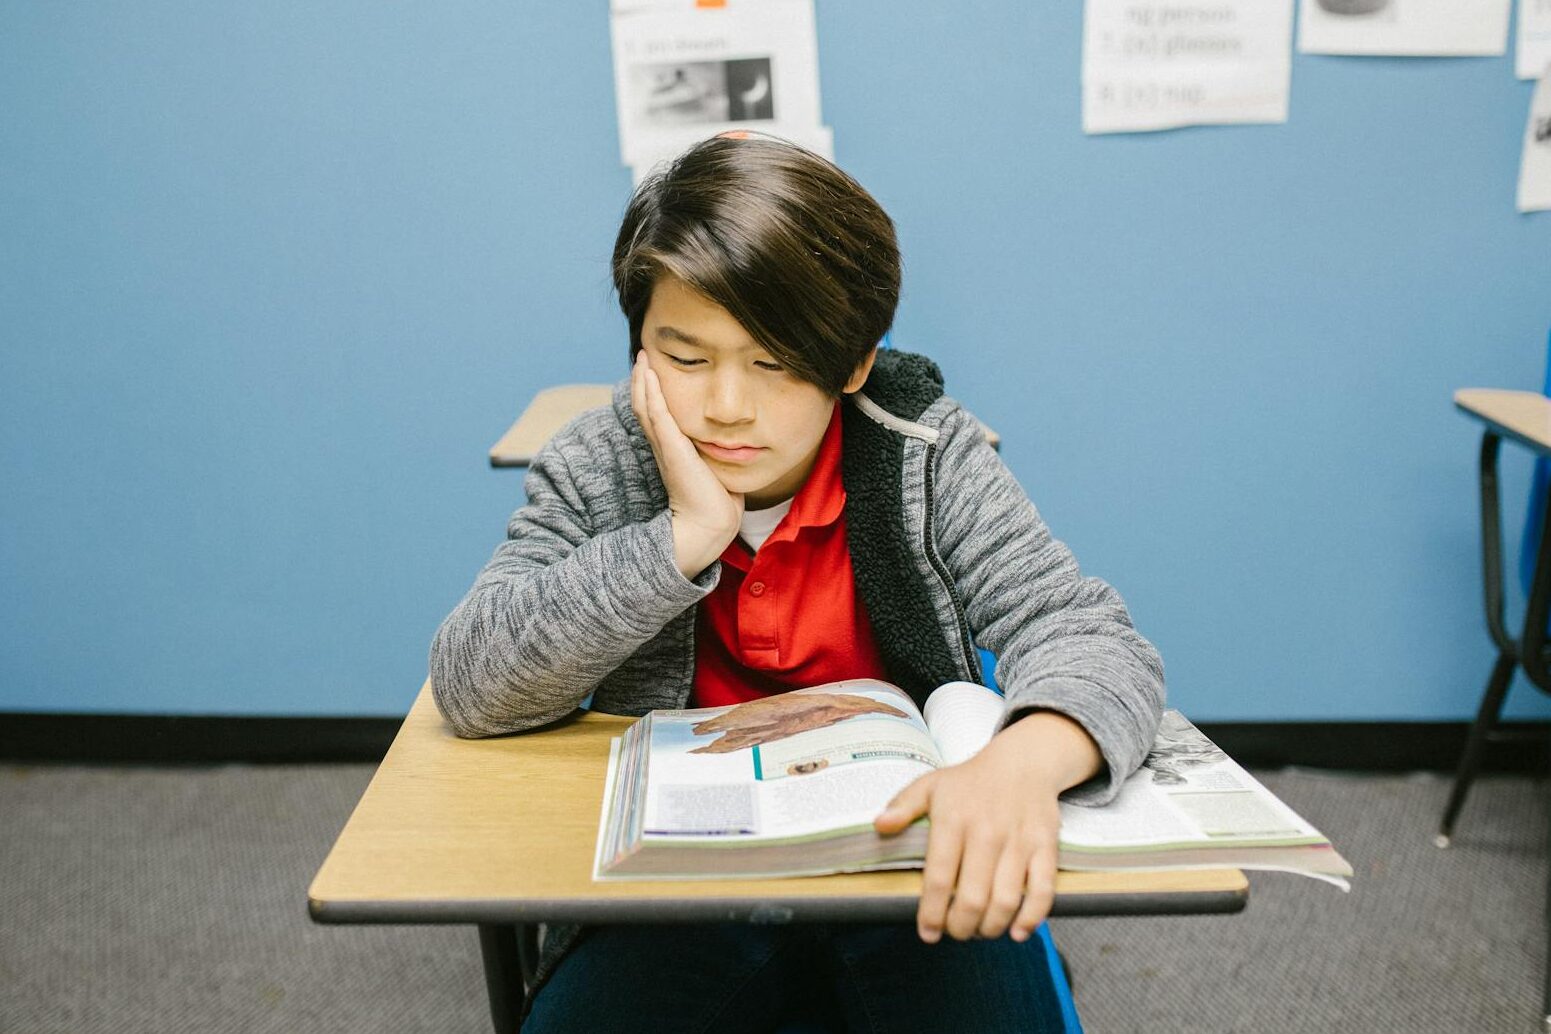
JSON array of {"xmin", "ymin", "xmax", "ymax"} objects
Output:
[{"xmin": 841, "ymin": 347, "xmax": 879, "ymax": 395}]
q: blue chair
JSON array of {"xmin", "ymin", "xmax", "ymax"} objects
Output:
[{"xmin": 981, "ymin": 647, "xmax": 1085, "ymax": 1034}]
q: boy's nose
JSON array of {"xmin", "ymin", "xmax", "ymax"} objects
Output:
[{"xmin": 704, "ymin": 372, "xmax": 754, "ymax": 425}]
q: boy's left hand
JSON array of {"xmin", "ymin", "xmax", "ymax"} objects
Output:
[{"xmin": 872, "ymin": 710, "xmax": 1101, "ymax": 945}]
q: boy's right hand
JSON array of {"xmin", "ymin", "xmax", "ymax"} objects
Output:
[{"xmin": 631, "ymin": 351, "xmax": 745, "ymax": 579}]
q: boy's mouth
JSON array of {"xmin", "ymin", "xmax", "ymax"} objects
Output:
[{"xmin": 695, "ymin": 440, "xmax": 766, "ymax": 463}]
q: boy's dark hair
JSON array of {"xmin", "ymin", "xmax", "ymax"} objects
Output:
[{"xmin": 612, "ymin": 134, "xmax": 900, "ymax": 396}]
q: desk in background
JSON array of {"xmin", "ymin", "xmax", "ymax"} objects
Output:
[{"xmin": 1441, "ymin": 388, "xmax": 1551, "ymax": 1028}]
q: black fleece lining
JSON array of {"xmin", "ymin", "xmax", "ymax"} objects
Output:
[{"xmin": 842, "ymin": 351, "xmax": 968, "ymax": 710}]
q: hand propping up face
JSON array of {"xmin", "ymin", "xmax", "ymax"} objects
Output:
[{"xmin": 631, "ymin": 350, "xmax": 745, "ymax": 579}]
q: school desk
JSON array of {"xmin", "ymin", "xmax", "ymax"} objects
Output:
[
  {"xmin": 1437, "ymin": 388, "xmax": 1551, "ymax": 1026},
  {"xmin": 308, "ymin": 682, "xmax": 1249, "ymax": 1033}
]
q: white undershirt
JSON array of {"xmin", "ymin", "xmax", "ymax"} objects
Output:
[{"xmin": 738, "ymin": 498, "xmax": 794, "ymax": 552}]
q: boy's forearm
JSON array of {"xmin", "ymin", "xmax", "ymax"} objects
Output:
[{"xmin": 431, "ymin": 512, "xmax": 712, "ymax": 737}]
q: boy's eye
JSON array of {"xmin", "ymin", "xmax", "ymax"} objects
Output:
[{"xmin": 662, "ymin": 351, "xmax": 780, "ymax": 372}]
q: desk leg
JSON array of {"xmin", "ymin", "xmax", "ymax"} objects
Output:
[
  {"xmin": 1437, "ymin": 653, "xmax": 1516, "ymax": 845},
  {"xmin": 1439, "ymin": 431, "xmax": 1519, "ymax": 847},
  {"xmin": 478, "ymin": 924, "xmax": 526, "ymax": 1034}
]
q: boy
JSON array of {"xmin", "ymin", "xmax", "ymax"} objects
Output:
[{"xmin": 430, "ymin": 134, "xmax": 1164, "ymax": 1032}]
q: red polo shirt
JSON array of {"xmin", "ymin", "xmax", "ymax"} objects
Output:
[{"xmin": 691, "ymin": 404, "xmax": 890, "ymax": 707}]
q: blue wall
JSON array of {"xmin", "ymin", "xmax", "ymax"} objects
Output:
[{"xmin": 2, "ymin": 2, "xmax": 1547, "ymax": 720}]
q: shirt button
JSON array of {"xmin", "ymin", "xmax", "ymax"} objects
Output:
[{"xmin": 749, "ymin": 582, "xmax": 766, "ymax": 596}]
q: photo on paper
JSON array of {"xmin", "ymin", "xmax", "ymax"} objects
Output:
[
  {"xmin": 1297, "ymin": 0, "xmax": 1510, "ymax": 55},
  {"xmin": 629, "ymin": 57, "xmax": 775, "ymax": 128},
  {"xmin": 743, "ymin": 694, "xmax": 938, "ymax": 783},
  {"xmin": 1313, "ymin": 0, "xmax": 1391, "ymax": 16},
  {"xmin": 686, "ymin": 689, "xmax": 909, "ymax": 755},
  {"xmin": 610, "ymin": 0, "xmax": 821, "ymax": 164},
  {"xmin": 644, "ymin": 681, "xmax": 939, "ymax": 790},
  {"xmin": 1142, "ymin": 710, "xmax": 1229, "ymax": 786}
]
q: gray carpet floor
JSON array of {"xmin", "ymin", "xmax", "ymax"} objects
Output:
[{"xmin": 0, "ymin": 762, "xmax": 1543, "ymax": 1034}]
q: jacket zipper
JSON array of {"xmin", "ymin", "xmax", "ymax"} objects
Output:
[{"xmin": 920, "ymin": 441, "xmax": 982, "ymax": 683}]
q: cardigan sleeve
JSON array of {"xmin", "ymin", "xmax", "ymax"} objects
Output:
[
  {"xmin": 929, "ymin": 401, "xmax": 1165, "ymax": 805},
  {"xmin": 428, "ymin": 429, "xmax": 716, "ymax": 738}
]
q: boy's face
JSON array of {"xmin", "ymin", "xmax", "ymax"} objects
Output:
[{"xmin": 639, "ymin": 275, "xmax": 875, "ymax": 509}]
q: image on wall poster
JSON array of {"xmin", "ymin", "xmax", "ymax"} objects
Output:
[
  {"xmin": 1082, "ymin": 0, "xmax": 1293, "ymax": 135},
  {"xmin": 630, "ymin": 57, "xmax": 775, "ymax": 127},
  {"xmin": 610, "ymin": 0, "xmax": 828, "ymax": 182},
  {"xmin": 1519, "ymin": 67, "xmax": 1551, "ymax": 213},
  {"xmin": 1297, "ymin": 0, "xmax": 1510, "ymax": 56}
]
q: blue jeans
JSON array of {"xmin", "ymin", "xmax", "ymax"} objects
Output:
[{"xmin": 522, "ymin": 922, "xmax": 1064, "ymax": 1034}]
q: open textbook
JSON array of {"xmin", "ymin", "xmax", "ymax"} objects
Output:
[{"xmin": 593, "ymin": 679, "xmax": 1352, "ymax": 888}]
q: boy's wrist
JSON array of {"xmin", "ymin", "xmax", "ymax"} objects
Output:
[
  {"xmin": 671, "ymin": 514, "xmax": 736, "ymax": 580},
  {"xmin": 985, "ymin": 710, "xmax": 1104, "ymax": 792}
]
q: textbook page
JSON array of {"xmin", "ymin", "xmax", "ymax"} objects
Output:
[
  {"xmin": 921, "ymin": 681, "xmax": 1004, "ymax": 766},
  {"xmin": 638, "ymin": 680, "xmax": 941, "ymax": 841},
  {"xmin": 1059, "ymin": 711, "xmax": 1325, "ymax": 850}
]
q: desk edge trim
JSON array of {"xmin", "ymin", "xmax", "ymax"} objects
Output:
[{"xmin": 307, "ymin": 886, "xmax": 1248, "ymax": 926}]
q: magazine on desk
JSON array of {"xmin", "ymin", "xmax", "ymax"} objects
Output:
[{"xmin": 592, "ymin": 679, "xmax": 1352, "ymax": 888}]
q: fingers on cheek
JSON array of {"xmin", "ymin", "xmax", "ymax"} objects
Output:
[
  {"xmin": 631, "ymin": 367, "xmax": 650, "ymax": 427},
  {"xmin": 645, "ymin": 370, "xmax": 669, "ymax": 417}
]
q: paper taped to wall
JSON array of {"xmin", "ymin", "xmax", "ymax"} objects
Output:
[
  {"xmin": 1298, "ymin": 0, "xmax": 1510, "ymax": 57},
  {"xmin": 1521, "ymin": 0, "xmax": 1551, "ymax": 80},
  {"xmin": 1082, "ymin": 0, "xmax": 1293, "ymax": 134},
  {"xmin": 1519, "ymin": 67, "xmax": 1551, "ymax": 213},
  {"xmin": 610, "ymin": 0, "xmax": 830, "ymax": 180}
]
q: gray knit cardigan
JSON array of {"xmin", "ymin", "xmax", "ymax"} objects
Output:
[{"xmin": 429, "ymin": 349, "xmax": 1165, "ymax": 994}]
